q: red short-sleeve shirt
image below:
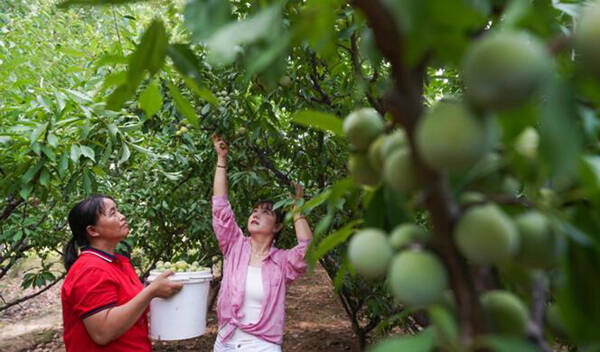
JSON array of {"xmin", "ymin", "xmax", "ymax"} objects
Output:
[{"xmin": 61, "ymin": 247, "xmax": 151, "ymax": 352}]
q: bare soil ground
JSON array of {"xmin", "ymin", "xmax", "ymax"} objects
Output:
[{"xmin": 0, "ymin": 264, "xmax": 358, "ymax": 352}]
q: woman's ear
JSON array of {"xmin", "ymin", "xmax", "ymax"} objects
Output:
[{"xmin": 86, "ymin": 225, "xmax": 100, "ymax": 238}]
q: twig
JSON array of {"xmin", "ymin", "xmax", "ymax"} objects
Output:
[
  {"xmin": 0, "ymin": 272, "xmax": 66, "ymax": 313},
  {"xmin": 251, "ymin": 146, "xmax": 293, "ymax": 188},
  {"xmin": 527, "ymin": 274, "xmax": 552, "ymax": 352},
  {"xmin": 349, "ymin": 32, "xmax": 385, "ymax": 115},
  {"xmin": 0, "ymin": 196, "xmax": 24, "ymax": 222}
]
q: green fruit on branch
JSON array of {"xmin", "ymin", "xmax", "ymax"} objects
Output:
[
  {"xmin": 514, "ymin": 126, "xmax": 539, "ymax": 158},
  {"xmin": 576, "ymin": 0, "xmax": 600, "ymax": 77},
  {"xmin": 389, "ymin": 223, "xmax": 430, "ymax": 250},
  {"xmin": 387, "ymin": 250, "xmax": 448, "ymax": 307},
  {"xmin": 455, "ymin": 204, "xmax": 519, "ymax": 265},
  {"xmin": 348, "ymin": 153, "xmax": 380, "ymax": 186},
  {"xmin": 458, "ymin": 191, "xmax": 486, "ymax": 206},
  {"xmin": 481, "ymin": 290, "xmax": 529, "ymax": 336},
  {"xmin": 416, "ymin": 101, "xmax": 489, "ymax": 171},
  {"xmin": 368, "ymin": 129, "xmax": 408, "ymax": 172},
  {"xmin": 368, "ymin": 135, "xmax": 386, "ymax": 172},
  {"xmin": 463, "ymin": 31, "xmax": 550, "ymax": 110},
  {"xmin": 383, "ymin": 148, "xmax": 417, "ymax": 192},
  {"xmin": 501, "ymin": 176, "xmax": 521, "ymax": 196},
  {"xmin": 279, "ymin": 75, "xmax": 292, "ymax": 87},
  {"xmin": 236, "ymin": 127, "xmax": 248, "ymax": 137},
  {"xmin": 348, "ymin": 228, "xmax": 393, "ymax": 278},
  {"xmin": 343, "ymin": 108, "xmax": 384, "ymax": 150},
  {"xmin": 381, "ymin": 129, "xmax": 407, "ymax": 156},
  {"xmin": 515, "ymin": 211, "xmax": 563, "ymax": 268}
]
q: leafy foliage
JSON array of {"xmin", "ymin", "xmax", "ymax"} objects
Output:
[{"xmin": 4, "ymin": 0, "xmax": 600, "ymax": 350}]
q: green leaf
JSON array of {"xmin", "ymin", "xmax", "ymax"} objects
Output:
[
  {"xmin": 70, "ymin": 144, "xmax": 81, "ymax": 163},
  {"xmin": 245, "ymin": 34, "xmax": 290, "ymax": 77},
  {"xmin": 294, "ymin": 0, "xmax": 341, "ymax": 60},
  {"xmin": 79, "ymin": 145, "xmax": 96, "ymax": 162},
  {"xmin": 333, "ymin": 257, "xmax": 350, "ymax": 292},
  {"xmin": 291, "ymin": 110, "xmax": 344, "ymax": 137},
  {"xmin": 478, "ymin": 336, "xmax": 539, "ymax": 352},
  {"xmin": 206, "ymin": 5, "xmax": 281, "ymax": 66},
  {"xmin": 63, "ymin": 89, "xmax": 94, "ymax": 103},
  {"xmin": 182, "ymin": 77, "xmax": 218, "ymax": 106},
  {"xmin": 167, "ymin": 81, "xmax": 198, "ymax": 129},
  {"xmin": 580, "ymin": 155, "xmax": 600, "ymax": 207},
  {"xmin": 39, "ymin": 168, "xmax": 50, "ymax": 187},
  {"xmin": 83, "ymin": 170, "xmax": 92, "ymax": 194},
  {"xmin": 129, "ymin": 143, "xmax": 162, "ymax": 159},
  {"xmin": 539, "ymin": 79, "xmax": 582, "ymax": 187},
  {"xmin": 106, "ymin": 85, "xmax": 133, "ymax": 111},
  {"xmin": 368, "ymin": 328, "xmax": 435, "ymax": 352},
  {"xmin": 30, "ymin": 123, "xmax": 47, "ymax": 144},
  {"xmin": 428, "ymin": 305, "xmax": 459, "ymax": 347},
  {"xmin": 184, "ymin": 0, "xmax": 232, "ymax": 42},
  {"xmin": 107, "ymin": 19, "xmax": 168, "ymax": 111},
  {"xmin": 139, "ymin": 81, "xmax": 163, "ymax": 117},
  {"xmin": 31, "ymin": 142, "xmax": 41, "ymax": 156},
  {"xmin": 47, "ymin": 133, "xmax": 58, "ymax": 148},
  {"xmin": 58, "ymin": 152, "xmax": 69, "ymax": 178},
  {"xmin": 167, "ymin": 44, "xmax": 202, "ymax": 79},
  {"xmin": 131, "ymin": 19, "xmax": 168, "ymax": 79},
  {"xmin": 41, "ymin": 146, "xmax": 56, "ymax": 162},
  {"xmin": 19, "ymin": 184, "xmax": 32, "ymax": 200},
  {"xmin": 107, "ymin": 123, "xmax": 119, "ymax": 139},
  {"xmin": 58, "ymin": 0, "xmax": 146, "ymax": 8},
  {"xmin": 298, "ymin": 189, "xmax": 331, "ymax": 214},
  {"xmin": 118, "ymin": 143, "xmax": 131, "ymax": 166},
  {"xmin": 314, "ymin": 212, "xmax": 334, "ymax": 236},
  {"xmin": 101, "ymin": 70, "xmax": 127, "ymax": 91},
  {"xmin": 313, "ymin": 219, "xmax": 362, "ymax": 262},
  {"xmin": 557, "ymin": 243, "xmax": 600, "ymax": 343},
  {"xmin": 22, "ymin": 160, "xmax": 44, "ymax": 183}
]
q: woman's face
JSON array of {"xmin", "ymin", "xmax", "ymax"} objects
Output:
[
  {"xmin": 88, "ymin": 198, "xmax": 129, "ymax": 241},
  {"xmin": 247, "ymin": 203, "xmax": 281, "ymax": 237}
]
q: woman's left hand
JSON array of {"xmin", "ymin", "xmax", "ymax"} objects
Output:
[{"xmin": 292, "ymin": 181, "xmax": 303, "ymax": 202}]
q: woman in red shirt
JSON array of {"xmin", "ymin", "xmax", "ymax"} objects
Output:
[{"xmin": 61, "ymin": 195, "xmax": 183, "ymax": 351}]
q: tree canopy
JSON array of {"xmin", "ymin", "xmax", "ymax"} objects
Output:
[{"xmin": 2, "ymin": 0, "xmax": 600, "ymax": 350}]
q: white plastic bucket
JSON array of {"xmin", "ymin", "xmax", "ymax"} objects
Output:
[{"xmin": 147, "ymin": 269, "xmax": 213, "ymax": 341}]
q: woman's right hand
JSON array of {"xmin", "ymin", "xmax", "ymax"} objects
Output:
[
  {"xmin": 149, "ymin": 271, "xmax": 184, "ymax": 299},
  {"xmin": 212, "ymin": 134, "xmax": 229, "ymax": 158}
]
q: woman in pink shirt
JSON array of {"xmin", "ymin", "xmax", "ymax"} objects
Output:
[{"xmin": 211, "ymin": 135, "xmax": 313, "ymax": 352}]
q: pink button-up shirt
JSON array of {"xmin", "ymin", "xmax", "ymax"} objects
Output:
[{"xmin": 212, "ymin": 196, "xmax": 310, "ymax": 345}]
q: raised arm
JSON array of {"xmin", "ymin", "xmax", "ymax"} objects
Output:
[
  {"xmin": 292, "ymin": 182, "xmax": 312, "ymax": 243},
  {"xmin": 212, "ymin": 134, "xmax": 228, "ymax": 197},
  {"xmin": 283, "ymin": 183, "xmax": 313, "ymax": 283},
  {"xmin": 211, "ymin": 134, "xmax": 242, "ymax": 255}
]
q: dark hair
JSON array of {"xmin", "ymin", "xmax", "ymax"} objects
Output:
[
  {"xmin": 252, "ymin": 200, "xmax": 284, "ymax": 243},
  {"xmin": 63, "ymin": 195, "xmax": 113, "ymax": 271}
]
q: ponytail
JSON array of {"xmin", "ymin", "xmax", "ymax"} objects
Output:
[
  {"xmin": 63, "ymin": 195, "xmax": 111, "ymax": 271},
  {"xmin": 63, "ymin": 238, "xmax": 79, "ymax": 272}
]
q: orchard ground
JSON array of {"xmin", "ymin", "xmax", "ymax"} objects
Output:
[{"xmin": 0, "ymin": 259, "xmax": 357, "ymax": 352}]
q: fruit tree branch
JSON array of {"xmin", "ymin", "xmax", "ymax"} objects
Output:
[
  {"xmin": 0, "ymin": 272, "xmax": 66, "ymax": 313},
  {"xmin": 353, "ymin": 0, "xmax": 488, "ymax": 343}
]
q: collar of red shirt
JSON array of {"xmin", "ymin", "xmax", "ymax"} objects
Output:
[{"xmin": 80, "ymin": 246, "xmax": 118, "ymax": 263}]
